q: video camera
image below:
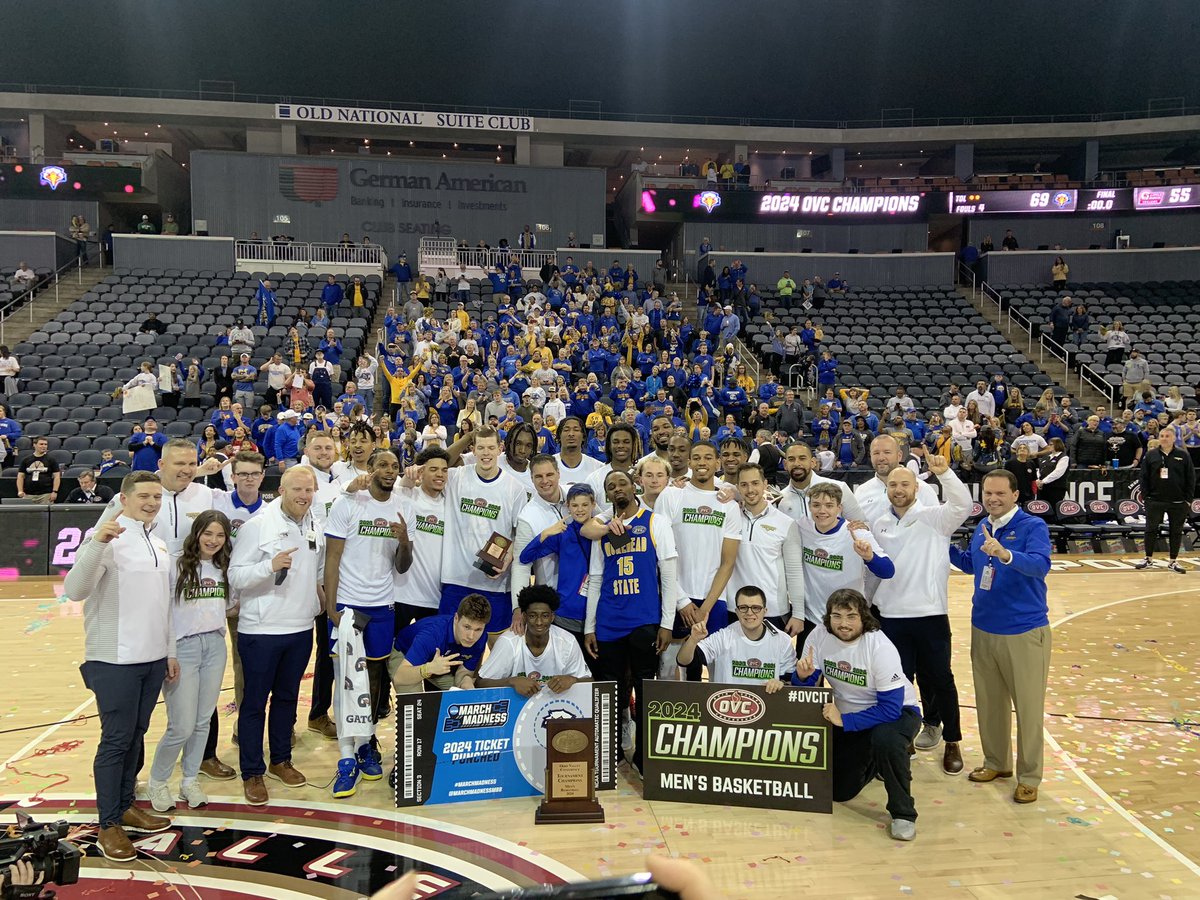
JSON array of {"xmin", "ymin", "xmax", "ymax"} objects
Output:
[{"xmin": 0, "ymin": 813, "xmax": 81, "ymax": 900}]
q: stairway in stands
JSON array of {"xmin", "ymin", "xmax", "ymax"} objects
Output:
[
  {"xmin": 958, "ymin": 285, "xmax": 1110, "ymax": 409},
  {"xmin": 365, "ymin": 274, "xmax": 399, "ymax": 416},
  {"xmin": 1, "ymin": 265, "xmax": 111, "ymax": 347}
]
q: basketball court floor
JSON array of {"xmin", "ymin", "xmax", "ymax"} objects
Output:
[{"xmin": 1, "ymin": 555, "xmax": 1197, "ymax": 899}]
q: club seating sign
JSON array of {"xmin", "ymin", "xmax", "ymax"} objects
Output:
[
  {"xmin": 642, "ymin": 681, "xmax": 833, "ymax": 814},
  {"xmin": 394, "ymin": 682, "xmax": 618, "ymax": 807}
]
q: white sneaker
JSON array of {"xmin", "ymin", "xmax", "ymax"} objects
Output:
[
  {"xmin": 889, "ymin": 818, "xmax": 916, "ymax": 841},
  {"xmin": 178, "ymin": 780, "xmax": 209, "ymax": 809},
  {"xmin": 913, "ymin": 724, "xmax": 943, "ymax": 751},
  {"xmin": 146, "ymin": 780, "xmax": 176, "ymax": 813}
]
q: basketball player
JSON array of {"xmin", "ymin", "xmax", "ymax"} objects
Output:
[
  {"xmin": 676, "ymin": 585, "xmax": 796, "ymax": 689},
  {"xmin": 438, "ymin": 427, "xmax": 528, "ymax": 641},
  {"xmin": 796, "ymin": 589, "xmax": 921, "ymax": 841},
  {"xmin": 393, "ymin": 447, "xmax": 449, "ymax": 628},
  {"xmin": 655, "ymin": 441, "xmax": 743, "ymax": 680},
  {"xmin": 584, "ymin": 422, "xmax": 643, "ymax": 500},
  {"xmin": 324, "ymin": 448, "xmax": 412, "ymax": 799},
  {"xmin": 332, "ymin": 422, "xmax": 377, "ymax": 484},
  {"xmin": 796, "ymin": 483, "xmax": 893, "ymax": 630},
  {"xmin": 869, "ymin": 453, "xmax": 971, "ymax": 775},
  {"xmin": 585, "ymin": 470, "xmax": 680, "ymax": 773},
  {"xmin": 554, "ymin": 415, "xmax": 604, "ymax": 486},
  {"xmin": 477, "ymin": 584, "xmax": 591, "ymax": 694}
]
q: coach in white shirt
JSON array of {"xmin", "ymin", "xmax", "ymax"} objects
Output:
[
  {"xmin": 229, "ymin": 466, "xmax": 324, "ymax": 807},
  {"xmin": 869, "ymin": 454, "xmax": 971, "ymax": 775},
  {"xmin": 776, "ymin": 441, "xmax": 866, "ymax": 524},
  {"xmin": 511, "ymin": 454, "xmax": 567, "ymax": 615},
  {"xmin": 854, "ymin": 435, "xmax": 939, "ymax": 522},
  {"xmin": 728, "ymin": 462, "xmax": 806, "ymax": 640}
]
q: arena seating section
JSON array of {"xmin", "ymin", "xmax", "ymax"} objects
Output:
[
  {"xmin": 0, "ymin": 269, "xmax": 381, "ymax": 478},
  {"xmin": 745, "ymin": 283, "xmax": 1060, "ymax": 414},
  {"xmin": 993, "ymin": 280, "xmax": 1200, "ymax": 401}
]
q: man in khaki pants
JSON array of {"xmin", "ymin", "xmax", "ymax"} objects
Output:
[{"xmin": 949, "ymin": 469, "xmax": 1052, "ymax": 804}]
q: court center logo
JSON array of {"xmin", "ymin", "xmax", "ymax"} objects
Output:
[{"xmin": 279, "ymin": 165, "xmax": 339, "ymax": 203}]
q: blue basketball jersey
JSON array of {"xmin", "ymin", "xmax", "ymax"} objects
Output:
[{"xmin": 597, "ymin": 508, "xmax": 661, "ymax": 641}]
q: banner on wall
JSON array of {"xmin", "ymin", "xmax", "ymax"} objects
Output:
[
  {"xmin": 641, "ymin": 681, "xmax": 833, "ymax": 814},
  {"xmin": 275, "ymin": 105, "xmax": 535, "ymax": 133},
  {"xmin": 393, "ymin": 681, "xmax": 618, "ymax": 807}
]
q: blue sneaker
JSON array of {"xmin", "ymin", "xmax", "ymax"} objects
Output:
[
  {"xmin": 356, "ymin": 742, "xmax": 383, "ymax": 781},
  {"xmin": 332, "ymin": 757, "xmax": 360, "ymax": 799}
]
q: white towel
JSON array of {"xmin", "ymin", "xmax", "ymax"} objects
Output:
[{"xmin": 334, "ymin": 614, "xmax": 373, "ymax": 745}]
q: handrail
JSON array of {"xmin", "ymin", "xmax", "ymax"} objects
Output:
[
  {"xmin": 975, "ymin": 277, "xmax": 1119, "ymax": 408},
  {"xmin": 0, "ymin": 253, "xmax": 84, "ymax": 344},
  {"xmin": 957, "ymin": 261, "xmax": 977, "ymax": 299},
  {"xmin": 235, "ymin": 240, "xmax": 383, "ymax": 268}
]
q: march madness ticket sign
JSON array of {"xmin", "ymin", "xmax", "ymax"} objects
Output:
[
  {"xmin": 642, "ymin": 681, "xmax": 833, "ymax": 813},
  {"xmin": 394, "ymin": 682, "xmax": 618, "ymax": 806}
]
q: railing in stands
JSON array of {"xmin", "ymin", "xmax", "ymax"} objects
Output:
[
  {"xmin": 234, "ymin": 240, "xmax": 383, "ymax": 268},
  {"xmin": 0, "ymin": 254, "xmax": 84, "ymax": 344},
  {"xmin": 975, "ymin": 278, "xmax": 1119, "ymax": 409},
  {"xmin": 454, "ymin": 246, "xmax": 556, "ymax": 274},
  {"xmin": 957, "ymin": 261, "xmax": 977, "ymax": 299}
]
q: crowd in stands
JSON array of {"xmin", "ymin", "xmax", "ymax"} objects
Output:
[{"xmin": 4, "ymin": 245, "xmax": 1198, "ymax": 502}]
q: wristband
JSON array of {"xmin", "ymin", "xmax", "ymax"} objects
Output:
[{"xmin": 419, "ymin": 663, "xmax": 428, "ymax": 680}]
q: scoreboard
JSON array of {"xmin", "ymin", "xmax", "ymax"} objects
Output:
[{"xmin": 948, "ymin": 186, "xmax": 1199, "ymax": 215}]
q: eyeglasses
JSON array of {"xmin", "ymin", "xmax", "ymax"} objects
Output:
[
  {"xmin": 735, "ymin": 605, "xmax": 765, "ymax": 614},
  {"xmin": 234, "ymin": 471, "xmax": 264, "ymax": 479}
]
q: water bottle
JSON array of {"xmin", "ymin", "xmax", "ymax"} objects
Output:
[{"xmin": 1111, "ymin": 458, "xmax": 1120, "ymax": 470}]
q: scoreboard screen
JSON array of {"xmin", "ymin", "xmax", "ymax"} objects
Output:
[
  {"xmin": 1133, "ymin": 185, "xmax": 1200, "ymax": 210},
  {"xmin": 948, "ymin": 189, "xmax": 1077, "ymax": 214}
]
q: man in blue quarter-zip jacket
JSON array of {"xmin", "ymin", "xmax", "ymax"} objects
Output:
[{"xmin": 949, "ymin": 468, "xmax": 1051, "ymax": 805}]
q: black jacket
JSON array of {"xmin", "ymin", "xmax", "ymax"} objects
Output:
[{"xmin": 1140, "ymin": 446, "xmax": 1196, "ymax": 503}]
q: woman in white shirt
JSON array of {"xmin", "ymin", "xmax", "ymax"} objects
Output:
[
  {"xmin": 1165, "ymin": 386, "xmax": 1184, "ymax": 413},
  {"xmin": 419, "ymin": 408, "xmax": 448, "ymax": 449},
  {"xmin": 1103, "ymin": 320, "xmax": 1131, "ymax": 366},
  {"xmin": 147, "ymin": 511, "xmax": 233, "ymax": 812},
  {"xmin": 0, "ymin": 346, "xmax": 19, "ymax": 395},
  {"xmin": 1010, "ymin": 422, "xmax": 1047, "ymax": 456},
  {"xmin": 121, "ymin": 362, "xmax": 159, "ymax": 414},
  {"xmin": 950, "ymin": 408, "xmax": 978, "ymax": 459}
]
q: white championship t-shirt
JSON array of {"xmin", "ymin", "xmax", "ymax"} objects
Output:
[
  {"xmin": 477, "ymin": 625, "xmax": 591, "ymax": 683},
  {"xmin": 655, "ymin": 483, "xmax": 744, "ymax": 605},
  {"xmin": 441, "ymin": 466, "xmax": 528, "ymax": 593},
  {"xmin": 795, "ymin": 518, "xmax": 887, "ymax": 624},
  {"xmin": 324, "ymin": 491, "xmax": 407, "ymax": 607},
  {"xmin": 395, "ymin": 486, "xmax": 446, "ymax": 609},
  {"xmin": 800, "ymin": 625, "xmax": 919, "ymax": 715},
  {"xmin": 555, "ymin": 452, "xmax": 604, "ymax": 487},
  {"xmin": 697, "ymin": 622, "xmax": 797, "ymax": 685}
]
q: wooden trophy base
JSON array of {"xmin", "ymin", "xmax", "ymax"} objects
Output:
[{"xmin": 535, "ymin": 797, "xmax": 605, "ymax": 825}]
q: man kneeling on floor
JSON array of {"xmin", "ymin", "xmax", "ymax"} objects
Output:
[
  {"xmin": 476, "ymin": 584, "xmax": 592, "ymax": 694},
  {"xmin": 385, "ymin": 594, "xmax": 491, "ymax": 789},
  {"xmin": 794, "ymin": 588, "xmax": 921, "ymax": 841}
]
